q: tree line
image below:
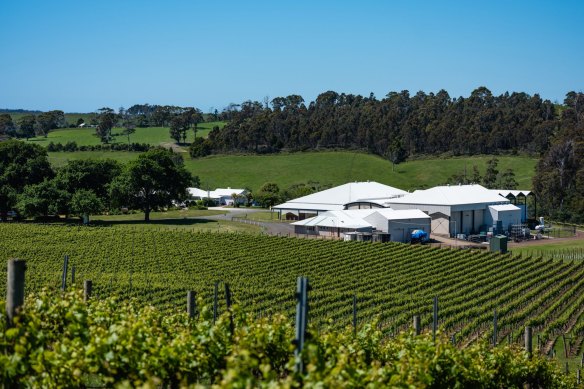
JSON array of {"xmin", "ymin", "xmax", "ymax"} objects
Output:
[
  {"xmin": 0, "ymin": 104, "xmax": 211, "ymax": 145},
  {"xmin": 533, "ymin": 92, "xmax": 584, "ymax": 222},
  {"xmin": 202, "ymin": 87, "xmax": 558, "ymax": 159},
  {"xmin": 0, "ymin": 140, "xmax": 194, "ymax": 222}
]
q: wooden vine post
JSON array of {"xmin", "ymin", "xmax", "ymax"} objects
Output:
[
  {"xmin": 6, "ymin": 259, "xmax": 26, "ymax": 327},
  {"xmin": 84, "ymin": 280, "xmax": 92, "ymax": 302},
  {"xmin": 413, "ymin": 315, "xmax": 421, "ymax": 336},
  {"xmin": 187, "ymin": 291, "xmax": 196, "ymax": 318},
  {"xmin": 294, "ymin": 276, "xmax": 309, "ymax": 375}
]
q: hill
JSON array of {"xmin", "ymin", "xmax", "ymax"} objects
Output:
[
  {"xmin": 23, "ymin": 121, "xmax": 225, "ymax": 147},
  {"xmin": 47, "ymin": 150, "xmax": 537, "ymax": 191}
]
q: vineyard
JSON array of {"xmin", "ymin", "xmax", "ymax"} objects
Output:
[{"xmin": 1, "ymin": 224, "xmax": 584, "ymax": 372}]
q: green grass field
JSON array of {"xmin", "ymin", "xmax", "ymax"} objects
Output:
[
  {"xmin": 6, "ymin": 112, "xmax": 96, "ymax": 125},
  {"xmin": 48, "ymin": 150, "xmax": 536, "ymax": 192},
  {"xmin": 24, "ymin": 121, "xmax": 225, "ymax": 147}
]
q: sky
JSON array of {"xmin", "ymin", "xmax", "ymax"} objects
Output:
[{"xmin": 1, "ymin": 0, "xmax": 583, "ymax": 112}]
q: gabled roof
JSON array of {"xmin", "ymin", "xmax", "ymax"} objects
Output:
[
  {"xmin": 273, "ymin": 181, "xmax": 407, "ymax": 211},
  {"xmin": 292, "ymin": 210, "xmax": 373, "ymax": 229},
  {"xmin": 388, "ymin": 184, "xmax": 509, "ymax": 206},
  {"xmin": 213, "ymin": 187, "xmax": 247, "ymax": 196},
  {"xmin": 492, "ymin": 189, "xmax": 532, "ymax": 198},
  {"xmin": 291, "ymin": 208, "xmax": 430, "ymax": 229},
  {"xmin": 188, "ymin": 187, "xmax": 246, "ymax": 199}
]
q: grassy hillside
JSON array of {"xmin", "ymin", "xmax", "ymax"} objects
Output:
[
  {"xmin": 48, "ymin": 150, "xmax": 537, "ymax": 191},
  {"xmin": 24, "ymin": 121, "xmax": 225, "ymax": 147}
]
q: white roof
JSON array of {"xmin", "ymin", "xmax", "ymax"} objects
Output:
[
  {"xmin": 274, "ymin": 181, "xmax": 407, "ymax": 211},
  {"xmin": 188, "ymin": 188, "xmax": 212, "ymax": 198},
  {"xmin": 492, "ymin": 189, "xmax": 532, "ymax": 198},
  {"xmin": 374, "ymin": 208, "xmax": 431, "ymax": 220},
  {"xmin": 388, "ymin": 184, "xmax": 509, "ymax": 206},
  {"xmin": 292, "ymin": 210, "xmax": 373, "ymax": 229},
  {"xmin": 488, "ymin": 204, "xmax": 521, "ymax": 212},
  {"xmin": 188, "ymin": 187, "xmax": 246, "ymax": 199},
  {"xmin": 292, "ymin": 208, "xmax": 430, "ymax": 229},
  {"xmin": 213, "ymin": 187, "xmax": 247, "ymax": 196}
]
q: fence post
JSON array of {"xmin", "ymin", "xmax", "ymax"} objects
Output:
[
  {"xmin": 6, "ymin": 259, "xmax": 26, "ymax": 326},
  {"xmin": 71, "ymin": 265, "xmax": 76, "ymax": 284},
  {"xmin": 525, "ymin": 326, "xmax": 532, "ymax": 358},
  {"xmin": 493, "ymin": 309, "xmax": 498, "ymax": 346},
  {"xmin": 213, "ymin": 281, "xmax": 218, "ymax": 324},
  {"xmin": 225, "ymin": 283, "xmax": 234, "ymax": 335},
  {"xmin": 84, "ymin": 280, "xmax": 92, "ymax": 302},
  {"xmin": 294, "ymin": 277, "xmax": 309, "ymax": 374},
  {"xmin": 352, "ymin": 294, "xmax": 357, "ymax": 337},
  {"xmin": 187, "ymin": 291, "xmax": 196, "ymax": 318},
  {"xmin": 433, "ymin": 296, "xmax": 438, "ymax": 342},
  {"xmin": 61, "ymin": 255, "xmax": 69, "ymax": 291},
  {"xmin": 413, "ymin": 315, "xmax": 421, "ymax": 335},
  {"xmin": 577, "ymin": 369, "xmax": 581, "ymax": 385}
]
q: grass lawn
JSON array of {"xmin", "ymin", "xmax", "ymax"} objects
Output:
[
  {"xmin": 187, "ymin": 152, "xmax": 536, "ymax": 191},
  {"xmin": 511, "ymin": 238, "xmax": 584, "ymax": 256},
  {"xmin": 47, "ymin": 151, "xmax": 537, "ymax": 192},
  {"xmin": 25, "ymin": 121, "xmax": 225, "ymax": 147},
  {"xmin": 76, "ymin": 209, "xmax": 261, "ymax": 233}
]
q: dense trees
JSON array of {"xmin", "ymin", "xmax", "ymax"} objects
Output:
[
  {"xmin": 0, "ymin": 144, "xmax": 191, "ymax": 222},
  {"xmin": 533, "ymin": 92, "xmax": 584, "ymax": 222},
  {"xmin": 0, "ymin": 141, "xmax": 53, "ymax": 220},
  {"xmin": 207, "ymin": 87, "xmax": 558, "ymax": 158}
]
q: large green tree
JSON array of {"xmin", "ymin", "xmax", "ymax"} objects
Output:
[
  {"xmin": 55, "ymin": 159, "xmax": 122, "ymax": 202},
  {"xmin": 0, "ymin": 114, "xmax": 14, "ymax": 136},
  {"xmin": 0, "ymin": 141, "xmax": 53, "ymax": 220},
  {"xmin": 70, "ymin": 189, "xmax": 104, "ymax": 224},
  {"xmin": 17, "ymin": 115, "xmax": 36, "ymax": 140},
  {"xmin": 96, "ymin": 107, "xmax": 118, "ymax": 143},
  {"xmin": 109, "ymin": 149, "xmax": 192, "ymax": 221},
  {"xmin": 16, "ymin": 178, "xmax": 70, "ymax": 218}
]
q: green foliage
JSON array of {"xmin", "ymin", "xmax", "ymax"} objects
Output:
[
  {"xmin": 0, "ymin": 140, "xmax": 53, "ymax": 220},
  {"xmin": 534, "ymin": 92, "xmax": 584, "ymax": 223},
  {"xmin": 2, "ymin": 222, "xmax": 584, "ymax": 370},
  {"xmin": 189, "ymin": 137, "xmax": 212, "ymax": 158},
  {"xmin": 482, "ymin": 157, "xmax": 500, "ymax": 188},
  {"xmin": 16, "ymin": 178, "xmax": 70, "ymax": 218},
  {"xmin": 254, "ymin": 182, "xmax": 280, "ymax": 207},
  {"xmin": 96, "ymin": 107, "xmax": 118, "ymax": 144},
  {"xmin": 109, "ymin": 149, "xmax": 192, "ymax": 221},
  {"xmin": 0, "ymin": 290, "xmax": 574, "ymax": 388},
  {"xmin": 70, "ymin": 189, "xmax": 104, "ymax": 222}
]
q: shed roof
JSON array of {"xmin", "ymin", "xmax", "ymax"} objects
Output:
[
  {"xmin": 291, "ymin": 208, "xmax": 430, "ymax": 229},
  {"xmin": 274, "ymin": 181, "xmax": 407, "ymax": 211},
  {"xmin": 488, "ymin": 204, "xmax": 521, "ymax": 212},
  {"xmin": 292, "ymin": 211, "xmax": 373, "ymax": 229},
  {"xmin": 388, "ymin": 184, "xmax": 509, "ymax": 206}
]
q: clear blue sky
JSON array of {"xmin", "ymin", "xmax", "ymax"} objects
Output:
[{"xmin": 1, "ymin": 0, "xmax": 583, "ymax": 112}]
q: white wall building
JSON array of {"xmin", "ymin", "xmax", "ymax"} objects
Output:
[
  {"xmin": 387, "ymin": 184, "xmax": 514, "ymax": 236},
  {"xmin": 273, "ymin": 181, "xmax": 407, "ymax": 220},
  {"xmin": 187, "ymin": 187, "xmax": 248, "ymax": 206},
  {"xmin": 292, "ymin": 208, "xmax": 430, "ymax": 243}
]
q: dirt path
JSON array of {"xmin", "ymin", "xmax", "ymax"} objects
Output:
[{"xmin": 159, "ymin": 142, "xmax": 187, "ymax": 153}]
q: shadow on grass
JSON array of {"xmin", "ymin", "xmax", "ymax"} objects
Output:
[
  {"xmin": 92, "ymin": 218, "xmax": 219, "ymax": 227},
  {"xmin": 12, "ymin": 217, "xmax": 220, "ymax": 228}
]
